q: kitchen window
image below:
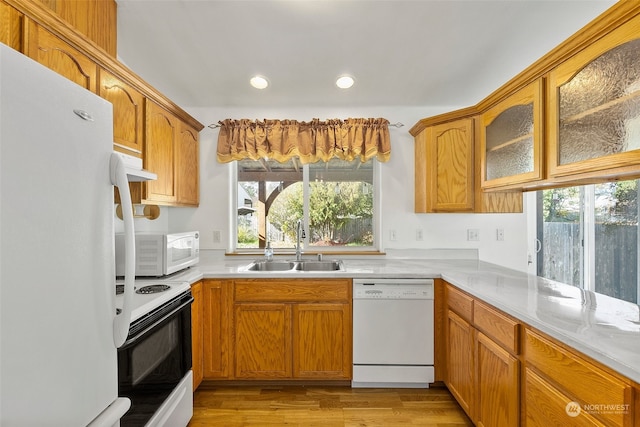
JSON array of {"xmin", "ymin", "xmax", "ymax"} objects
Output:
[
  {"xmin": 233, "ymin": 156, "xmax": 380, "ymax": 253},
  {"xmin": 535, "ymin": 178, "xmax": 640, "ymax": 303}
]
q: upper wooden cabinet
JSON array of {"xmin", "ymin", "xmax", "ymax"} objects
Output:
[
  {"xmin": 480, "ymin": 79, "xmax": 544, "ymax": 189},
  {"xmin": 4, "ymin": 0, "xmax": 203, "ymax": 208},
  {"xmin": 25, "ymin": 23, "xmax": 97, "ymax": 92},
  {"xmin": 143, "ymin": 100, "xmax": 178, "ymax": 204},
  {"xmin": 34, "ymin": 0, "xmax": 117, "ymax": 56},
  {"xmin": 140, "ymin": 100, "xmax": 200, "ymax": 207},
  {"xmin": 416, "ymin": 117, "xmax": 475, "ymax": 212},
  {"xmin": 548, "ymin": 13, "xmax": 640, "ymax": 180},
  {"xmin": 414, "ymin": 3, "xmax": 640, "ymax": 192},
  {"xmin": 98, "ymin": 68, "xmax": 144, "ymax": 157},
  {"xmin": 0, "ymin": 1, "xmax": 22, "ymax": 51},
  {"xmin": 176, "ymin": 122, "xmax": 200, "ymax": 206},
  {"xmin": 412, "ymin": 115, "xmax": 523, "ymax": 213}
]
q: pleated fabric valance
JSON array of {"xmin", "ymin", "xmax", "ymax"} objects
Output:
[{"xmin": 216, "ymin": 118, "xmax": 391, "ymax": 164}]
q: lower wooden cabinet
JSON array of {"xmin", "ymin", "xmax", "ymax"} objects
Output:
[
  {"xmin": 476, "ymin": 332, "xmax": 519, "ymax": 427},
  {"xmin": 190, "ymin": 280, "xmax": 203, "ymax": 390},
  {"xmin": 234, "ymin": 303, "xmax": 292, "ymax": 379},
  {"xmin": 524, "ymin": 329, "xmax": 632, "ymax": 427},
  {"xmin": 446, "ymin": 309, "xmax": 475, "ymax": 417},
  {"xmin": 444, "ymin": 281, "xmax": 637, "ymax": 427},
  {"xmin": 445, "ymin": 282, "xmax": 521, "ymax": 426},
  {"xmin": 293, "ymin": 303, "xmax": 351, "ymax": 379},
  {"xmin": 524, "ymin": 367, "xmax": 605, "ymax": 427},
  {"xmin": 202, "ymin": 280, "xmax": 231, "ymax": 379},
  {"xmin": 202, "ymin": 278, "xmax": 351, "ymax": 381}
]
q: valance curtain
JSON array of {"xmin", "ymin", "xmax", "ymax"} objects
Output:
[{"xmin": 216, "ymin": 118, "xmax": 391, "ymax": 164}]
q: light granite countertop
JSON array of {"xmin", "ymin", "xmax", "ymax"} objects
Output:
[{"xmin": 169, "ymin": 254, "xmax": 640, "ymax": 384}]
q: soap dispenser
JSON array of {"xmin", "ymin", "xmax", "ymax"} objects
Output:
[{"xmin": 265, "ymin": 241, "xmax": 273, "ymax": 261}]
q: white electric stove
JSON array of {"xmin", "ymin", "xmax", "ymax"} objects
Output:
[
  {"xmin": 115, "ymin": 279, "xmax": 191, "ymax": 322},
  {"xmin": 115, "ymin": 278, "xmax": 194, "ymax": 427}
]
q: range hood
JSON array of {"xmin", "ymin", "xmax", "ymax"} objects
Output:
[{"xmin": 112, "ymin": 151, "xmax": 157, "ymax": 182}]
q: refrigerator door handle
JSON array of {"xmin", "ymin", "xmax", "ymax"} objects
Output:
[{"xmin": 110, "ymin": 153, "xmax": 135, "ymax": 348}]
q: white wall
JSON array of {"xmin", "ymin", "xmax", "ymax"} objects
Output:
[{"xmin": 167, "ymin": 105, "xmax": 529, "ymax": 272}]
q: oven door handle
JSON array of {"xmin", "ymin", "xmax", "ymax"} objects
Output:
[
  {"xmin": 120, "ymin": 295, "xmax": 194, "ymax": 349},
  {"xmin": 110, "ymin": 153, "xmax": 135, "ymax": 348}
]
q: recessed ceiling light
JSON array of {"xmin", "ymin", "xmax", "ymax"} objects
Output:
[
  {"xmin": 336, "ymin": 75, "xmax": 355, "ymax": 89},
  {"xmin": 250, "ymin": 75, "xmax": 269, "ymax": 89}
]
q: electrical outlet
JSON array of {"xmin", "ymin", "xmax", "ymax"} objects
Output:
[
  {"xmin": 467, "ymin": 229, "xmax": 479, "ymax": 241},
  {"xmin": 389, "ymin": 229, "xmax": 397, "ymax": 241},
  {"xmin": 496, "ymin": 228, "xmax": 504, "ymax": 241},
  {"xmin": 213, "ymin": 230, "xmax": 221, "ymax": 243},
  {"xmin": 416, "ymin": 229, "xmax": 424, "ymax": 241}
]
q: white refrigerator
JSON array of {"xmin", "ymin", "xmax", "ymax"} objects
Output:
[{"xmin": 0, "ymin": 44, "xmax": 138, "ymax": 425}]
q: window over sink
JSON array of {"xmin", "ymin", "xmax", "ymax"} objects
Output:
[{"xmin": 233, "ymin": 156, "xmax": 380, "ymax": 253}]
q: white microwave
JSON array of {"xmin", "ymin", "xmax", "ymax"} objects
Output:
[{"xmin": 115, "ymin": 231, "xmax": 199, "ymax": 277}]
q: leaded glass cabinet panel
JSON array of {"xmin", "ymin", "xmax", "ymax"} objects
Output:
[
  {"xmin": 549, "ymin": 13, "xmax": 640, "ymax": 178},
  {"xmin": 480, "ymin": 79, "xmax": 544, "ymax": 189}
]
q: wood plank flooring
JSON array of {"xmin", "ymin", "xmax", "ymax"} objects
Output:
[{"xmin": 188, "ymin": 385, "xmax": 473, "ymax": 426}]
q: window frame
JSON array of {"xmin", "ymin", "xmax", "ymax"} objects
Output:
[{"xmin": 230, "ymin": 158, "xmax": 382, "ymax": 254}]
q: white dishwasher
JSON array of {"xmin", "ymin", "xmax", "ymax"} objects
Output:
[{"xmin": 352, "ymin": 278, "xmax": 435, "ymax": 388}]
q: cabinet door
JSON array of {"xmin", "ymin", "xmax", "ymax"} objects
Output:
[
  {"xmin": 426, "ymin": 118, "xmax": 474, "ymax": 212},
  {"xmin": 202, "ymin": 280, "xmax": 230, "ymax": 379},
  {"xmin": 476, "ymin": 332, "xmax": 519, "ymax": 427},
  {"xmin": 176, "ymin": 122, "xmax": 199, "ymax": 206},
  {"xmin": 525, "ymin": 368, "xmax": 605, "ymax": 427},
  {"xmin": 25, "ymin": 23, "xmax": 97, "ymax": 92},
  {"xmin": 99, "ymin": 69, "xmax": 144, "ymax": 157},
  {"xmin": 481, "ymin": 79, "xmax": 544, "ymax": 189},
  {"xmin": 190, "ymin": 281, "xmax": 203, "ymax": 389},
  {"xmin": 548, "ymin": 13, "xmax": 640, "ymax": 178},
  {"xmin": 446, "ymin": 309, "xmax": 475, "ymax": 419},
  {"xmin": 46, "ymin": 0, "xmax": 117, "ymax": 56},
  {"xmin": 0, "ymin": 1, "xmax": 22, "ymax": 51},
  {"xmin": 234, "ymin": 303, "xmax": 292, "ymax": 379},
  {"xmin": 293, "ymin": 303, "xmax": 351, "ymax": 379},
  {"xmin": 144, "ymin": 100, "xmax": 177, "ymax": 204}
]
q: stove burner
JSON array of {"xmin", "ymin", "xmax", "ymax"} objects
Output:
[{"xmin": 136, "ymin": 284, "xmax": 171, "ymax": 295}]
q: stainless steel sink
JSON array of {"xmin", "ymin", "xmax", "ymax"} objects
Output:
[
  {"xmin": 244, "ymin": 259, "xmax": 344, "ymax": 272},
  {"xmin": 294, "ymin": 260, "xmax": 344, "ymax": 271}
]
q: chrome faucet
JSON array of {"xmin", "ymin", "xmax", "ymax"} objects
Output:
[{"xmin": 295, "ymin": 219, "xmax": 306, "ymax": 261}]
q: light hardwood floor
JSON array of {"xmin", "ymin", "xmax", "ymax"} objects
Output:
[{"xmin": 188, "ymin": 385, "xmax": 473, "ymax": 426}]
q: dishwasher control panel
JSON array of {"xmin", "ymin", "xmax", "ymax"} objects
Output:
[{"xmin": 353, "ymin": 279, "xmax": 434, "ymax": 299}]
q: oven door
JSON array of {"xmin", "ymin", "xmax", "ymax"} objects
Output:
[{"xmin": 118, "ymin": 291, "xmax": 193, "ymax": 427}]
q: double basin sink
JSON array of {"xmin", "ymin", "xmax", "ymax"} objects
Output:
[{"xmin": 244, "ymin": 259, "xmax": 345, "ymax": 272}]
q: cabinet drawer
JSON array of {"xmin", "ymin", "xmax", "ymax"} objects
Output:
[
  {"xmin": 234, "ymin": 279, "xmax": 351, "ymax": 303},
  {"xmin": 524, "ymin": 329, "xmax": 630, "ymax": 427},
  {"xmin": 474, "ymin": 301, "xmax": 519, "ymax": 354},
  {"xmin": 525, "ymin": 367, "xmax": 605, "ymax": 427},
  {"xmin": 446, "ymin": 285, "xmax": 473, "ymax": 322}
]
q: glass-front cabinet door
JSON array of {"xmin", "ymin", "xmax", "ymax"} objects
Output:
[
  {"xmin": 548, "ymin": 14, "xmax": 640, "ymax": 178},
  {"xmin": 481, "ymin": 79, "xmax": 544, "ymax": 189}
]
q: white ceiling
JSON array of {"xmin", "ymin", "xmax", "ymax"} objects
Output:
[{"xmin": 116, "ymin": 0, "xmax": 617, "ymax": 109}]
